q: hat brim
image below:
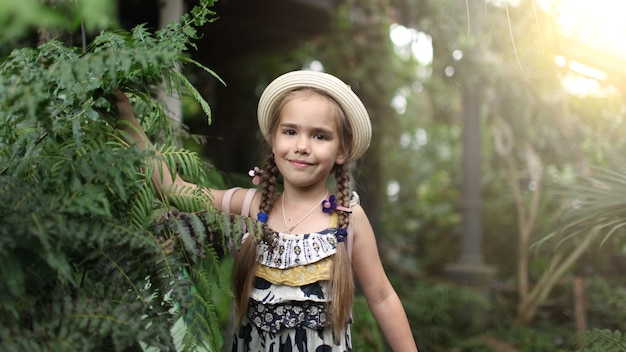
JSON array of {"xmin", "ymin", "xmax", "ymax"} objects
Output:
[{"xmin": 257, "ymin": 70, "xmax": 371, "ymax": 163}]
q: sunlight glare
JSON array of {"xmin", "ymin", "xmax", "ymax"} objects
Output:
[
  {"xmin": 551, "ymin": 0, "xmax": 626, "ymax": 58},
  {"xmin": 561, "ymin": 73, "xmax": 600, "ymax": 97},
  {"xmin": 545, "ymin": 1, "xmax": 626, "ymax": 96}
]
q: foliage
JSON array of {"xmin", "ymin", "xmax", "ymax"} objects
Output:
[
  {"xmin": 400, "ymin": 281, "xmax": 491, "ymax": 352},
  {"xmin": 149, "ymin": 210, "xmax": 255, "ymax": 351},
  {"xmin": 504, "ymin": 167, "xmax": 626, "ymax": 325},
  {"xmin": 456, "ymin": 339, "xmax": 493, "ymax": 352},
  {"xmin": 497, "ymin": 324, "xmax": 570, "ymax": 352},
  {"xmin": 381, "ymin": 120, "xmax": 463, "ymax": 274},
  {"xmin": 487, "ymin": 275, "xmax": 626, "ymax": 352},
  {"xmin": 0, "ymin": 0, "xmax": 251, "ymax": 350},
  {"xmin": 541, "ymin": 168, "xmax": 626, "ymax": 248},
  {"xmin": 575, "ymin": 329, "xmax": 626, "ymax": 352},
  {"xmin": 585, "ymin": 276, "xmax": 626, "ymax": 331},
  {"xmin": 0, "ymin": 0, "xmax": 115, "ymax": 45},
  {"xmin": 350, "ymin": 296, "xmax": 386, "ymax": 351}
]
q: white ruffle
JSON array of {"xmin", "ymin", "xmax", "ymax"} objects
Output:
[
  {"xmin": 256, "ymin": 230, "xmax": 339, "ymax": 269},
  {"xmin": 250, "ymin": 280, "xmax": 331, "ymax": 304}
]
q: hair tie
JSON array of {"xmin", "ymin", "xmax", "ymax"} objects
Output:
[
  {"xmin": 248, "ymin": 167, "xmax": 263, "ymax": 185},
  {"xmin": 322, "ymin": 195, "xmax": 352, "ymax": 214},
  {"xmin": 335, "ymin": 228, "xmax": 348, "ymax": 242},
  {"xmin": 257, "ymin": 212, "xmax": 268, "ymax": 223},
  {"xmin": 251, "ymin": 212, "xmax": 268, "ymax": 243}
]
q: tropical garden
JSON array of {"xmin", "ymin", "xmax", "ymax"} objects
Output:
[{"xmin": 1, "ymin": 0, "xmax": 625, "ymax": 351}]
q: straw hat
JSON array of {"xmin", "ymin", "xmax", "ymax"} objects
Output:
[{"xmin": 257, "ymin": 70, "xmax": 372, "ymax": 163}]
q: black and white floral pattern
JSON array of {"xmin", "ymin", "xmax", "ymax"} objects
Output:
[{"xmin": 232, "ymin": 229, "xmax": 352, "ymax": 351}]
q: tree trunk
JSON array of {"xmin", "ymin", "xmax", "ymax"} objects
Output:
[
  {"xmin": 573, "ymin": 276, "xmax": 587, "ymax": 333},
  {"xmin": 158, "ymin": 0, "xmax": 184, "ymax": 144}
]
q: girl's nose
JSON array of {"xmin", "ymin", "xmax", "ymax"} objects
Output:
[{"xmin": 295, "ymin": 137, "xmax": 310, "ymax": 154}]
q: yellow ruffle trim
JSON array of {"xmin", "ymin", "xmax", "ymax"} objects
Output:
[{"xmin": 256, "ymin": 257, "xmax": 333, "ymax": 286}]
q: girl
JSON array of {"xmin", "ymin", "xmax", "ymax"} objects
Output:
[{"xmin": 114, "ymin": 70, "xmax": 418, "ymax": 351}]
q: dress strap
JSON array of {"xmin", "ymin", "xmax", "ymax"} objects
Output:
[
  {"xmin": 241, "ymin": 188, "xmax": 257, "ymax": 217},
  {"xmin": 221, "ymin": 187, "xmax": 257, "ymax": 216},
  {"xmin": 221, "ymin": 187, "xmax": 257, "ymax": 258},
  {"xmin": 347, "ymin": 191, "xmax": 360, "ymax": 261},
  {"xmin": 330, "ymin": 212, "xmax": 339, "ymax": 228},
  {"xmin": 221, "ymin": 187, "xmax": 241, "ymax": 214},
  {"xmin": 347, "ymin": 214, "xmax": 354, "ymax": 261}
]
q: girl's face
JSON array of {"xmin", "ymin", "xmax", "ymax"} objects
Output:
[{"xmin": 272, "ymin": 92, "xmax": 346, "ymax": 190}]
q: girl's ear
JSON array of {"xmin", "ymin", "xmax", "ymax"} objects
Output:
[
  {"xmin": 271, "ymin": 136, "xmax": 276, "ymax": 155},
  {"xmin": 335, "ymin": 150, "xmax": 348, "ymax": 166}
]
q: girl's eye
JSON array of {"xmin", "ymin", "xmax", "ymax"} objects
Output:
[
  {"xmin": 283, "ymin": 129, "xmax": 296, "ymax": 135},
  {"xmin": 314, "ymin": 134, "xmax": 328, "ymax": 140}
]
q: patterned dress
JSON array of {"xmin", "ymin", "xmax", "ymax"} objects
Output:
[{"xmin": 232, "ymin": 223, "xmax": 352, "ymax": 352}]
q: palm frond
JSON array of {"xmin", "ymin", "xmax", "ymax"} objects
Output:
[{"xmin": 539, "ymin": 167, "xmax": 626, "ymax": 248}]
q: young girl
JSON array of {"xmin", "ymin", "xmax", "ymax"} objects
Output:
[{"xmin": 114, "ymin": 70, "xmax": 418, "ymax": 351}]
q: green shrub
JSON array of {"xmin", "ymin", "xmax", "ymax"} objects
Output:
[
  {"xmin": 402, "ymin": 281, "xmax": 491, "ymax": 352},
  {"xmin": 0, "ymin": 1, "xmax": 246, "ymax": 350}
]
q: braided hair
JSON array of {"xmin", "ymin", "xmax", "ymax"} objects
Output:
[{"xmin": 231, "ymin": 153, "xmax": 280, "ymax": 324}]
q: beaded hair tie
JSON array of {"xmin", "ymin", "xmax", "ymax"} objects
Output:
[
  {"xmin": 322, "ymin": 195, "xmax": 352, "ymax": 214},
  {"xmin": 248, "ymin": 167, "xmax": 263, "ymax": 185}
]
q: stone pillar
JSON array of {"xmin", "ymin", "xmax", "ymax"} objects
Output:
[{"xmin": 444, "ymin": 83, "xmax": 496, "ymax": 287}]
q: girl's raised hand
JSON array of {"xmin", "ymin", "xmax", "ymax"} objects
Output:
[{"xmin": 110, "ymin": 90, "xmax": 140, "ymax": 126}]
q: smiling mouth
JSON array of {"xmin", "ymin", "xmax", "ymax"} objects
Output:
[{"xmin": 289, "ymin": 159, "xmax": 312, "ymax": 167}]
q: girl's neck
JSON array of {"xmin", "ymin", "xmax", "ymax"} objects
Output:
[
  {"xmin": 283, "ymin": 187, "xmax": 329, "ymax": 198},
  {"xmin": 281, "ymin": 184, "xmax": 329, "ymax": 202},
  {"xmin": 275, "ymin": 187, "xmax": 330, "ymax": 234}
]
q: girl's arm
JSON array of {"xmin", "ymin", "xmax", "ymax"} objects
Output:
[
  {"xmin": 112, "ymin": 91, "xmax": 256, "ymax": 214},
  {"xmin": 351, "ymin": 205, "xmax": 419, "ymax": 351}
]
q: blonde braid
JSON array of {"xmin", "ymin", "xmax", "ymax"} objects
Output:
[
  {"xmin": 334, "ymin": 165, "xmax": 351, "ymax": 229},
  {"xmin": 232, "ymin": 153, "xmax": 279, "ymax": 324},
  {"xmin": 329, "ymin": 163, "xmax": 354, "ymax": 341},
  {"xmin": 258, "ymin": 154, "xmax": 279, "ymax": 244}
]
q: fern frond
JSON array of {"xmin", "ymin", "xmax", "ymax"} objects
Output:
[
  {"xmin": 172, "ymin": 69, "xmax": 212, "ymax": 124},
  {"xmin": 156, "ymin": 144, "xmax": 205, "ymax": 181},
  {"xmin": 146, "ymin": 207, "xmax": 246, "ymax": 352},
  {"xmin": 576, "ymin": 329, "xmax": 626, "ymax": 352},
  {"xmin": 167, "ymin": 184, "xmax": 214, "ymax": 213},
  {"xmin": 128, "ymin": 182, "xmax": 159, "ymax": 230},
  {"xmin": 182, "ymin": 255, "xmax": 230, "ymax": 352},
  {"xmin": 202, "ymin": 245, "xmax": 231, "ymax": 294}
]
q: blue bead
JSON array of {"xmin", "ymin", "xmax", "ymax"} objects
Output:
[{"xmin": 257, "ymin": 212, "xmax": 269, "ymax": 223}]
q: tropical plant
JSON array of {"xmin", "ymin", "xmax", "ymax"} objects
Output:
[
  {"xmin": 0, "ymin": 0, "xmax": 251, "ymax": 350},
  {"xmin": 544, "ymin": 168, "xmax": 626, "ymax": 248},
  {"xmin": 509, "ymin": 167, "xmax": 626, "ymax": 328}
]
